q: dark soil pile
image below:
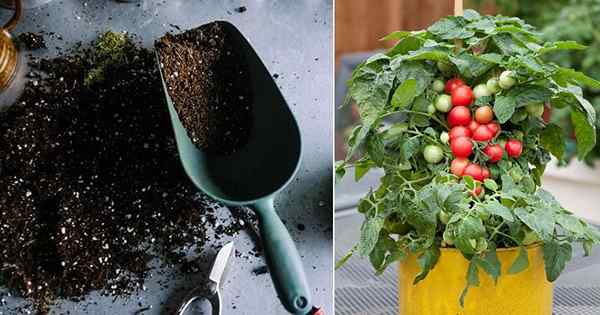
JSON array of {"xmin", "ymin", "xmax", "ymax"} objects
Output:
[
  {"xmin": 16, "ymin": 32, "xmax": 46, "ymax": 50},
  {"xmin": 0, "ymin": 31, "xmax": 256, "ymax": 313},
  {"xmin": 155, "ymin": 21, "xmax": 253, "ymax": 156}
]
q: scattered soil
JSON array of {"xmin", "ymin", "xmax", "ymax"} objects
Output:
[
  {"xmin": 16, "ymin": 32, "xmax": 46, "ymax": 50},
  {"xmin": 234, "ymin": 6, "xmax": 247, "ymax": 13},
  {"xmin": 155, "ymin": 21, "xmax": 253, "ymax": 156},
  {"xmin": 0, "ymin": 32, "xmax": 257, "ymax": 313}
]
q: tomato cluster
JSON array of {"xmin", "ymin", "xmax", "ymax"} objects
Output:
[{"xmin": 439, "ymin": 77, "xmax": 523, "ymax": 196}]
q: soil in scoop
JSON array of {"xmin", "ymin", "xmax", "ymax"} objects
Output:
[
  {"xmin": 155, "ymin": 21, "xmax": 253, "ymax": 156},
  {"xmin": 0, "ymin": 32, "xmax": 257, "ymax": 313}
]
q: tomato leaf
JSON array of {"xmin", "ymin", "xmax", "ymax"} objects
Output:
[
  {"xmin": 449, "ymin": 52, "xmax": 497, "ymax": 79},
  {"xmin": 540, "ymin": 123, "xmax": 566, "ymax": 160},
  {"xmin": 508, "ymin": 247, "xmax": 529, "ymax": 274},
  {"xmin": 391, "ymin": 79, "xmax": 417, "ymax": 110},
  {"xmin": 543, "ymin": 240, "xmax": 572, "ymax": 282},
  {"xmin": 538, "ymin": 41, "xmax": 587, "ymax": 55},
  {"xmin": 358, "ymin": 215, "xmax": 385, "ymax": 256},
  {"xmin": 571, "ymin": 109, "xmax": 597, "ymax": 160},
  {"xmin": 459, "ymin": 260, "xmax": 480, "ymax": 306},
  {"xmin": 413, "ymin": 246, "xmax": 440, "ymax": 284}
]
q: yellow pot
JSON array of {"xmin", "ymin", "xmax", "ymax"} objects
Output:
[{"xmin": 398, "ymin": 244, "xmax": 553, "ymax": 315}]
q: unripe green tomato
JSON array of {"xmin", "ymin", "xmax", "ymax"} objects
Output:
[
  {"xmin": 437, "ymin": 60, "xmax": 453, "ymax": 73},
  {"xmin": 526, "ymin": 103, "xmax": 544, "ymax": 117},
  {"xmin": 469, "ymin": 239, "xmax": 478, "ymax": 250},
  {"xmin": 440, "ymin": 131, "xmax": 450, "ymax": 144},
  {"xmin": 384, "ymin": 215, "xmax": 410, "ymax": 235},
  {"xmin": 439, "ymin": 210, "xmax": 450, "ymax": 225},
  {"xmin": 427, "ymin": 103, "xmax": 436, "ymax": 114},
  {"xmin": 443, "ymin": 229, "xmax": 455, "ymax": 246},
  {"xmin": 510, "ymin": 109, "xmax": 528, "ymax": 123},
  {"xmin": 433, "ymin": 79, "xmax": 445, "ymax": 92},
  {"xmin": 435, "ymin": 95, "xmax": 452, "ymax": 113},
  {"xmin": 499, "ymin": 70, "xmax": 516, "ymax": 89},
  {"xmin": 424, "ymin": 145, "xmax": 444, "ymax": 164},
  {"xmin": 523, "ymin": 230, "xmax": 539, "ymax": 245},
  {"xmin": 476, "ymin": 238, "xmax": 488, "ymax": 252},
  {"xmin": 473, "ymin": 84, "xmax": 491, "ymax": 98},
  {"xmin": 486, "ymin": 78, "xmax": 500, "ymax": 93}
]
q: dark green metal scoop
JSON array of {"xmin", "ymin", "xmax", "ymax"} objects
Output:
[{"xmin": 156, "ymin": 21, "xmax": 311, "ymax": 315}]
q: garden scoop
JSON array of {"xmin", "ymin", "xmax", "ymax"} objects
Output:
[{"xmin": 156, "ymin": 21, "xmax": 312, "ymax": 315}]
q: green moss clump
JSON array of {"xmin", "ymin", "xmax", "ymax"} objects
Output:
[{"xmin": 84, "ymin": 31, "xmax": 133, "ymax": 87}]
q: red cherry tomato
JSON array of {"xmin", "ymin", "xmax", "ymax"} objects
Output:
[
  {"xmin": 472, "ymin": 125, "xmax": 494, "ymax": 142},
  {"xmin": 463, "ymin": 163, "xmax": 484, "ymax": 181},
  {"xmin": 468, "ymin": 120, "xmax": 480, "ymax": 133},
  {"xmin": 449, "ymin": 126, "xmax": 472, "ymax": 141},
  {"xmin": 448, "ymin": 106, "xmax": 472, "ymax": 127},
  {"xmin": 481, "ymin": 167, "xmax": 491, "ymax": 179},
  {"xmin": 483, "ymin": 144, "xmax": 503, "ymax": 163},
  {"xmin": 450, "ymin": 136, "xmax": 473, "ymax": 158},
  {"xmin": 475, "ymin": 106, "xmax": 494, "ymax": 124},
  {"xmin": 486, "ymin": 122, "xmax": 500, "ymax": 136},
  {"xmin": 445, "ymin": 78, "xmax": 465, "ymax": 94},
  {"xmin": 471, "ymin": 185, "xmax": 484, "ymax": 198},
  {"xmin": 451, "ymin": 85, "xmax": 474, "ymax": 107},
  {"xmin": 451, "ymin": 158, "xmax": 470, "ymax": 177},
  {"xmin": 505, "ymin": 139, "xmax": 523, "ymax": 157}
]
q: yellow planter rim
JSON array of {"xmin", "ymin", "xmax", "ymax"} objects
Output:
[{"xmin": 437, "ymin": 242, "xmax": 542, "ymax": 253}]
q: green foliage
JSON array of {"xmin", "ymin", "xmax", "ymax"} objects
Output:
[{"xmin": 336, "ymin": 10, "xmax": 600, "ymax": 306}]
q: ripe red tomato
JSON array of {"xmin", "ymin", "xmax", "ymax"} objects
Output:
[
  {"xmin": 445, "ymin": 78, "xmax": 465, "ymax": 94},
  {"xmin": 505, "ymin": 139, "xmax": 523, "ymax": 157},
  {"xmin": 483, "ymin": 144, "xmax": 503, "ymax": 163},
  {"xmin": 450, "ymin": 137, "xmax": 473, "ymax": 158},
  {"xmin": 475, "ymin": 106, "xmax": 494, "ymax": 124},
  {"xmin": 449, "ymin": 126, "xmax": 472, "ymax": 141},
  {"xmin": 451, "ymin": 85, "xmax": 474, "ymax": 107},
  {"xmin": 448, "ymin": 106, "xmax": 472, "ymax": 127},
  {"xmin": 463, "ymin": 163, "xmax": 484, "ymax": 181},
  {"xmin": 481, "ymin": 167, "xmax": 491, "ymax": 179},
  {"xmin": 450, "ymin": 158, "xmax": 470, "ymax": 177},
  {"xmin": 486, "ymin": 122, "xmax": 500, "ymax": 136},
  {"xmin": 472, "ymin": 125, "xmax": 494, "ymax": 142},
  {"xmin": 468, "ymin": 120, "xmax": 480, "ymax": 133}
]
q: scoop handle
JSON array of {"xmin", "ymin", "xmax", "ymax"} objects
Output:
[
  {"xmin": 3, "ymin": 0, "xmax": 22, "ymax": 32},
  {"xmin": 253, "ymin": 197, "xmax": 312, "ymax": 314}
]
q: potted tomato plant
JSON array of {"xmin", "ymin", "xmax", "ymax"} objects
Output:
[{"xmin": 336, "ymin": 9, "xmax": 600, "ymax": 315}]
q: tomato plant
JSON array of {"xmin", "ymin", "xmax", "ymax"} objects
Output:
[{"xmin": 336, "ymin": 9, "xmax": 599, "ymax": 306}]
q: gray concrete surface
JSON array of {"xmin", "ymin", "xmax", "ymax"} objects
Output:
[{"xmin": 0, "ymin": 1, "xmax": 333, "ymax": 314}]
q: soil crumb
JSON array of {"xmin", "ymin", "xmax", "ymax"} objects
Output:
[
  {"xmin": 0, "ymin": 31, "xmax": 257, "ymax": 314},
  {"xmin": 155, "ymin": 21, "xmax": 253, "ymax": 156}
]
